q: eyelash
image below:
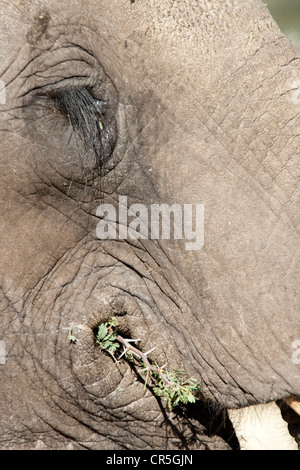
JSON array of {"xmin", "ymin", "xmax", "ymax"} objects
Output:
[
  {"xmin": 46, "ymin": 85, "xmax": 118, "ymax": 170},
  {"xmin": 50, "ymin": 86, "xmax": 104, "ymax": 130},
  {"xmin": 48, "ymin": 86, "xmax": 106, "ymax": 166}
]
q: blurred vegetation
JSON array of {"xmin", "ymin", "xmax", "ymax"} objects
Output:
[{"xmin": 266, "ymin": 0, "xmax": 300, "ymax": 54}]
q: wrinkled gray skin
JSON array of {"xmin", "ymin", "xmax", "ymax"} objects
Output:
[{"xmin": 0, "ymin": 0, "xmax": 299, "ymax": 450}]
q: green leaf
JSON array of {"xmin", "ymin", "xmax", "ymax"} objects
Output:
[
  {"xmin": 108, "ymin": 317, "xmax": 118, "ymax": 328},
  {"xmin": 108, "ymin": 342, "xmax": 119, "ymax": 352},
  {"xmin": 187, "ymin": 394, "xmax": 196, "ymax": 403},
  {"xmin": 97, "ymin": 323, "xmax": 108, "ymax": 340}
]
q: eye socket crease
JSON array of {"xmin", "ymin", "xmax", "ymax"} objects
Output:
[{"xmin": 49, "ymin": 86, "xmax": 113, "ymax": 170}]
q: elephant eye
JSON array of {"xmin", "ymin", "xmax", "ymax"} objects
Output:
[{"xmin": 49, "ymin": 86, "xmax": 117, "ymax": 169}]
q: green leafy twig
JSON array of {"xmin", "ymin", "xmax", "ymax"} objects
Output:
[
  {"xmin": 95, "ymin": 317, "xmax": 201, "ymax": 410},
  {"xmin": 95, "ymin": 317, "xmax": 120, "ymax": 360}
]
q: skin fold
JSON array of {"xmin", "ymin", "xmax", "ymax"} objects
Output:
[{"xmin": 0, "ymin": 0, "xmax": 299, "ymax": 449}]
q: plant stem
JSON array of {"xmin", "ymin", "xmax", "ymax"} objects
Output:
[{"xmin": 116, "ymin": 335, "xmax": 174, "ymax": 387}]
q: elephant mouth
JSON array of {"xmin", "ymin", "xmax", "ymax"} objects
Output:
[{"xmin": 285, "ymin": 397, "xmax": 300, "ymax": 416}]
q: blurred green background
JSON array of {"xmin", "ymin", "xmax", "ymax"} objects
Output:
[{"xmin": 266, "ymin": 0, "xmax": 300, "ymax": 54}]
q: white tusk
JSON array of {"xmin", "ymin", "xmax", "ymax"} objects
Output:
[{"xmin": 228, "ymin": 401, "xmax": 298, "ymax": 450}]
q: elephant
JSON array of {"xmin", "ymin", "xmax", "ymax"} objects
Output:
[{"xmin": 0, "ymin": 0, "xmax": 299, "ymax": 450}]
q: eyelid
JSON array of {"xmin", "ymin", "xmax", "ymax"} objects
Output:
[
  {"xmin": 19, "ymin": 44, "xmax": 100, "ymax": 93},
  {"xmin": 20, "ymin": 75, "xmax": 97, "ymax": 101}
]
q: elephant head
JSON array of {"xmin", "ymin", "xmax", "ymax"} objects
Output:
[{"xmin": 0, "ymin": 0, "xmax": 299, "ymax": 450}]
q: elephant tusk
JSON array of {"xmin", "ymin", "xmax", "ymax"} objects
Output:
[
  {"xmin": 285, "ymin": 396, "xmax": 300, "ymax": 416},
  {"xmin": 228, "ymin": 402, "xmax": 298, "ymax": 450}
]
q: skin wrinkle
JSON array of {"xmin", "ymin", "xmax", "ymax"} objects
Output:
[
  {"xmin": 33, "ymin": 413, "xmax": 93, "ymax": 449},
  {"xmin": 44, "ymin": 371, "xmax": 160, "ymax": 450},
  {"xmin": 140, "ymin": 281, "xmax": 225, "ymax": 397},
  {"xmin": 18, "ymin": 206, "xmax": 298, "ymax": 414},
  {"xmin": 273, "ymin": 114, "xmax": 300, "ymax": 156},
  {"xmin": 133, "ymin": 238, "xmax": 204, "ymax": 308},
  {"xmin": 0, "ymin": 0, "xmax": 299, "ymax": 450},
  {"xmin": 213, "ymin": 333, "xmax": 276, "ymax": 393},
  {"xmin": 14, "ymin": 131, "xmax": 100, "ymax": 204},
  {"xmin": 218, "ymin": 101, "xmax": 296, "ymax": 224},
  {"xmin": 209, "ymin": 50, "xmax": 297, "ymax": 143},
  {"xmin": 87, "ymin": 264, "xmax": 225, "ymax": 412},
  {"xmin": 30, "ymin": 272, "xmax": 157, "ymax": 434},
  {"xmin": 119, "ymin": 236, "xmax": 290, "ymax": 402},
  {"xmin": 27, "ymin": 54, "xmax": 96, "ymax": 78},
  {"xmin": 134, "ymin": 244, "xmax": 238, "ymax": 374},
  {"xmin": 58, "ymin": 362, "xmax": 113, "ymax": 413},
  {"xmin": 218, "ymin": 285, "xmax": 292, "ymax": 376},
  {"xmin": 46, "ymin": 377, "xmax": 121, "ymax": 431},
  {"xmin": 30, "ymin": 355, "xmax": 126, "ymax": 445},
  {"xmin": 24, "ymin": 243, "xmax": 83, "ymax": 294}
]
